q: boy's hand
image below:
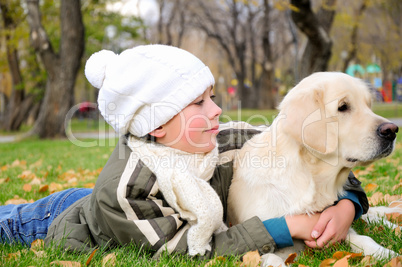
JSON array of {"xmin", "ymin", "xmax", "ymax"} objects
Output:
[{"xmin": 304, "ymin": 199, "xmax": 355, "ymax": 248}]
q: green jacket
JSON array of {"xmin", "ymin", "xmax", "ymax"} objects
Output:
[{"xmin": 45, "ymin": 126, "xmax": 368, "ymax": 258}]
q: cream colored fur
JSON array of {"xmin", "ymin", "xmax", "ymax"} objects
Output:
[{"xmin": 227, "ymin": 72, "xmax": 400, "ymax": 266}]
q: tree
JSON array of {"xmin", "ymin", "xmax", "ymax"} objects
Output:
[
  {"xmin": 291, "ymin": 0, "xmax": 337, "ymax": 79},
  {"xmin": 0, "ymin": 0, "xmax": 44, "ymax": 131},
  {"xmin": 26, "ymin": 0, "xmax": 84, "ymax": 138},
  {"xmin": 188, "ymin": 0, "xmax": 278, "ymax": 109}
]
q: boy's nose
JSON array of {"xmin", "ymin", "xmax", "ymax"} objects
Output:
[{"xmin": 210, "ymin": 101, "xmax": 222, "ymax": 119}]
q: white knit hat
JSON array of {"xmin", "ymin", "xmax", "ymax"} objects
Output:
[{"xmin": 85, "ymin": 44, "xmax": 215, "ymax": 136}]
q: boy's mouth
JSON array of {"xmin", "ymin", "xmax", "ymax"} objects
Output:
[{"xmin": 204, "ymin": 125, "xmax": 220, "ymax": 134}]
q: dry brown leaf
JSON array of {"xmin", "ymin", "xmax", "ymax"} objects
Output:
[
  {"xmin": 370, "ymin": 192, "xmax": 384, "ymax": 206},
  {"xmin": 389, "ymin": 200, "xmax": 402, "ymax": 209},
  {"xmin": 0, "ymin": 177, "xmax": 10, "ymax": 184},
  {"xmin": 5, "ymin": 251, "xmax": 21, "ymax": 260},
  {"xmin": 5, "ymin": 196, "xmax": 29, "ymax": 205},
  {"xmin": 204, "ymin": 256, "xmax": 226, "ymax": 267},
  {"xmin": 319, "ymin": 258, "xmax": 337, "ymax": 267},
  {"xmin": 29, "ymin": 159, "xmax": 43, "ymax": 169},
  {"xmin": 30, "ymin": 177, "xmax": 42, "ymax": 185},
  {"xmin": 39, "ymin": 184, "xmax": 49, "ymax": 193},
  {"xmin": 23, "ymin": 183, "xmax": 32, "ymax": 192},
  {"xmin": 365, "ymin": 183, "xmax": 378, "ymax": 192},
  {"xmin": 386, "ymin": 213, "xmax": 402, "ymax": 223},
  {"xmin": 242, "ymin": 250, "xmax": 261, "ymax": 267},
  {"xmin": 333, "ymin": 256, "xmax": 350, "ymax": 267},
  {"xmin": 85, "ymin": 248, "xmax": 98, "ymax": 266},
  {"xmin": 49, "ymin": 182, "xmax": 63, "ymax": 193},
  {"xmin": 50, "ymin": 261, "xmax": 82, "ymax": 267},
  {"xmin": 1, "ymin": 165, "xmax": 8, "ymax": 171},
  {"xmin": 102, "ymin": 252, "xmax": 117, "ymax": 267},
  {"xmin": 31, "ymin": 239, "xmax": 44, "ymax": 250},
  {"xmin": 333, "ymin": 251, "xmax": 348, "ymax": 260},
  {"xmin": 383, "ymin": 256, "xmax": 402, "ymax": 267},
  {"xmin": 285, "ymin": 253, "xmax": 297, "ymax": 265},
  {"xmin": 394, "ymin": 227, "xmax": 401, "ymax": 237},
  {"xmin": 11, "ymin": 159, "xmax": 27, "ymax": 168},
  {"xmin": 84, "ymin": 183, "xmax": 96, "ymax": 189},
  {"xmin": 360, "ymin": 255, "xmax": 375, "ymax": 266},
  {"xmin": 392, "ymin": 183, "xmax": 402, "ymax": 191},
  {"xmin": 30, "ymin": 248, "xmax": 46, "ymax": 258}
]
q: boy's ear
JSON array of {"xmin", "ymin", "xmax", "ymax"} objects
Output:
[{"xmin": 149, "ymin": 126, "xmax": 166, "ymax": 138}]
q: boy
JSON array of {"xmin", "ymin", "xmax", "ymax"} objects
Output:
[{"xmin": 1, "ymin": 45, "xmax": 367, "ymax": 258}]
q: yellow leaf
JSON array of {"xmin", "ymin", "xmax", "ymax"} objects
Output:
[
  {"xmin": 31, "ymin": 239, "xmax": 44, "ymax": 250},
  {"xmin": 333, "ymin": 251, "xmax": 348, "ymax": 260},
  {"xmin": 319, "ymin": 258, "xmax": 336, "ymax": 267},
  {"xmin": 389, "ymin": 199, "xmax": 402, "ymax": 208},
  {"xmin": 365, "ymin": 183, "xmax": 378, "ymax": 192},
  {"xmin": 333, "ymin": 255, "xmax": 350, "ymax": 267},
  {"xmin": 285, "ymin": 253, "xmax": 297, "ymax": 265},
  {"xmin": 84, "ymin": 183, "xmax": 96, "ymax": 189},
  {"xmin": 23, "ymin": 184, "xmax": 32, "ymax": 192},
  {"xmin": 5, "ymin": 251, "xmax": 21, "ymax": 260},
  {"xmin": 369, "ymin": 192, "xmax": 384, "ymax": 206},
  {"xmin": 102, "ymin": 252, "xmax": 117, "ymax": 267},
  {"xmin": 242, "ymin": 250, "xmax": 260, "ymax": 267},
  {"xmin": 49, "ymin": 182, "xmax": 63, "ymax": 193},
  {"xmin": 5, "ymin": 196, "xmax": 29, "ymax": 205},
  {"xmin": 360, "ymin": 255, "xmax": 375, "ymax": 266},
  {"xmin": 1, "ymin": 165, "xmax": 8, "ymax": 171},
  {"xmin": 0, "ymin": 177, "xmax": 10, "ymax": 184},
  {"xmin": 86, "ymin": 248, "xmax": 98, "ymax": 266},
  {"xmin": 50, "ymin": 261, "xmax": 82, "ymax": 267},
  {"xmin": 39, "ymin": 184, "xmax": 49, "ymax": 193},
  {"xmin": 383, "ymin": 256, "xmax": 402, "ymax": 267}
]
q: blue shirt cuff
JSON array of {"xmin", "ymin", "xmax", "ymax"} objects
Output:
[
  {"xmin": 338, "ymin": 191, "xmax": 363, "ymax": 220},
  {"xmin": 262, "ymin": 216, "xmax": 293, "ymax": 248}
]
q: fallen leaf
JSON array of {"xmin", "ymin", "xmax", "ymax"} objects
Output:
[
  {"xmin": 333, "ymin": 251, "xmax": 348, "ymax": 260},
  {"xmin": 242, "ymin": 250, "xmax": 261, "ymax": 267},
  {"xmin": 102, "ymin": 252, "xmax": 117, "ymax": 267},
  {"xmin": 50, "ymin": 261, "xmax": 82, "ymax": 267},
  {"xmin": 0, "ymin": 177, "xmax": 10, "ymax": 184},
  {"xmin": 31, "ymin": 239, "xmax": 44, "ymax": 250},
  {"xmin": 85, "ymin": 248, "xmax": 98, "ymax": 266},
  {"xmin": 370, "ymin": 192, "xmax": 384, "ymax": 206},
  {"xmin": 23, "ymin": 184, "xmax": 32, "ymax": 192},
  {"xmin": 30, "ymin": 248, "xmax": 46, "ymax": 258},
  {"xmin": 319, "ymin": 258, "xmax": 337, "ymax": 267},
  {"xmin": 333, "ymin": 255, "xmax": 350, "ymax": 267},
  {"xmin": 5, "ymin": 196, "xmax": 29, "ymax": 205},
  {"xmin": 39, "ymin": 184, "xmax": 49, "ymax": 193},
  {"xmin": 383, "ymin": 256, "xmax": 402, "ymax": 267},
  {"xmin": 29, "ymin": 159, "xmax": 43, "ymax": 169},
  {"xmin": 365, "ymin": 183, "xmax": 378, "ymax": 192},
  {"xmin": 204, "ymin": 256, "xmax": 226, "ymax": 267},
  {"xmin": 360, "ymin": 255, "xmax": 375, "ymax": 266},
  {"xmin": 5, "ymin": 251, "xmax": 21, "ymax": 260},
  {"xmin": 389, "ymin": 199, "xmax": 402, "ymax": 209},
  {"xmin": 84, "ymin": 183, "xmax": 96, "ymax": 189},
  {"xmin": 392, "ymin": 183, "xmax": 402, "ymax": 191},
  {"xmin": 49, "ymin": 182, "xmax": 63, "ymax": 193},
  {"xmin": 18, "ymin": 170, "xmax": 36, "ymax": 180},
  {"xmin": 386, "ymin": 213, "xmax": 402, "ymax": 223},
  {"xmin": 1, "ymin": 165, "xmax": 8, "ymax": 171},
  {"xmin": 30, "ymin": 177, "xmax": 42, "ymax": 185},
  {"xmin": 394, "ymin": 227, "xmax": 401, "ymax": 237},
  {"xmin": 285, "ymin": 253, "xmax": 297, "ymax": 265}
]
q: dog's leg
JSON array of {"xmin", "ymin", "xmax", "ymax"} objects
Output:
[
  {"xmin": 361, "ymin": 206, "xmax": 402, "ymax": 230},
  {"xmin": 346, "ymin": 229, "xmax": 399, "ymax": 259}
]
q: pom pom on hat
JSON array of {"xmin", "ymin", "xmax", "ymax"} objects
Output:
[
  {"xmin": 85, "ymin": 50, "xmax": 117, "ymax": 88},
  {"xmin": 85, "ymin": 44, "xmax": 215, "ymax": 137}
]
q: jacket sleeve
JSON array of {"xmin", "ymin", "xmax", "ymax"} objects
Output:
[{"xmin": 342, "ymin": 172, "xmax": 369, "ymax": 215}]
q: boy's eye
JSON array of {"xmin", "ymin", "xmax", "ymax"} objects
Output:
[
  {"xmin": 210, "ymin": 95, "xmax": 216, "ymax": 100},
  {"xmin": 194, "ymin": 100, "xmax": 204, "ymax": 105}
]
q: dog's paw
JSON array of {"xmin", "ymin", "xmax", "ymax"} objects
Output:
[{"xmin": 261, "ymin": 253, "xmax": 286, "ymax": 267}]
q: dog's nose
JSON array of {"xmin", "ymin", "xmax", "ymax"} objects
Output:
[{"xmin": 377, "ymin": 122, "xmax": 399, "ymax": 141}]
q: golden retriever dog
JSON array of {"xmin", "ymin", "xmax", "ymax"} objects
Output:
[{"xmin": 226, "ymin": 72, "xmax": 400, "ymax": 266}]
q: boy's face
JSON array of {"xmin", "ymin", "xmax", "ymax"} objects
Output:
[{"xmin": 155, "ymin": 87, "xmax": 222, "ymax": 153}]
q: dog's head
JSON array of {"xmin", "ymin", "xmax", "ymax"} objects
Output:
[{"xmin": 278, "ymin": 72, "xmax": 398, "ymax": 167}]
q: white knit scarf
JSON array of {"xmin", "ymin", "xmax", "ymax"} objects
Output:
[{"xmin": 127, "ymin": 136, "xmax": 228, "ymax": 256}]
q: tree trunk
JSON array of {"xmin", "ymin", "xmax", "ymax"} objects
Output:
[
  {"xmin": 0, "ymin": 0, "xmax": 33, "ymax": 131},
  {"xmin": 291, "ymin": 0, "xmax": 336, "ymax": 79},
  {"xmin": 258, "ymin": 0, "xmax": 275, "ymax": 110},
  {"xmin": 26, "ymin": 0, "xmax": 84, "ymax": 138}
]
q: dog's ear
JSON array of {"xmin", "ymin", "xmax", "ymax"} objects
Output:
[{"xmin": 280, "ymin": 88, "xmax": 338, "ymax": 155}]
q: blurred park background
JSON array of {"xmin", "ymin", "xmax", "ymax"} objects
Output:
[{"xmin": 1, "ymin": 0, "xmax": 402, "ymax": 139}]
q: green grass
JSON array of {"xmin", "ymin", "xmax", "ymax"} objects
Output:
[{"xmin": 0, "ymin": 118, "xmax": 401, "ymax": 266}]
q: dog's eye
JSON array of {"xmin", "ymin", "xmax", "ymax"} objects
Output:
[{"xmin": 338, "ymin": 103, "xmax": 348, "ymax": 112}]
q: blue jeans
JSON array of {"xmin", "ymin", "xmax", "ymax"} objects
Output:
[{"xmin": 0, "ymin": 188, "xmax": 92, "ymax": 246}]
